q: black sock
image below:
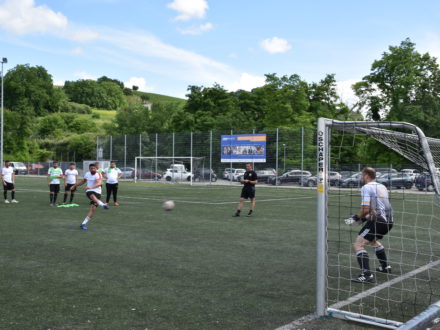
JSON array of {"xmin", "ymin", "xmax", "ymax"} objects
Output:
[
  {"xmin": 53, "ymin": 193, "xmax": 58, "ymax": 203},
  {"xmin": 356, "ymin": 251, "xmax": 371, "ymax": 275},
  {"xmin": 235, "ymin": 210, "xmax": 241, "ymax": 215},
  {"xmin": 248, "ymin": 210, "xmax": 253, "ymax": 214},
  {"xmin": 3, "ymin": 190, "xmax": 7, "ymax": 200},
  {"xmin": 375, "ymin": 246, "xmax": 388, "ymax": 268},
  {"xmin": 50, "ymin": 194, "xmax": 53, "ymax": 203},
  {"xmin": 63, "ymin": 193, "xmax": 68, "ymax": 203},
  {"xmin": 70, "ymin": 193, "xmax": 74, "ymax": 203},
  {"xmin": 11, "ymin": 191, "xmax": 15, "ymax": 200}
]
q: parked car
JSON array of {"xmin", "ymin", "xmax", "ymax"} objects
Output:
[
  {"xmin": 222, "ymin": 168, "xmax": 235, "ymax": 179},
  {"xmin": 415, "ymin": 172, "xmax": 436, "ymax": 192},
  {"xmin": 132, "ymin": 169, "xmax": 162, "ymax": 180},
  {"xmin": 268, "ymin": 170, "xmax": 312, "ymax": 185},
  {"xmin": 375, "ymin": 168, "xmax": 398, "ymax": 175},
  {"xmin": 193, "ymin": 168, "xmax": 217, "ymax": 182},
  {"xmin": 400, "ymin": 169, "xmax": 420, "ymax": 182},
  {"xmin": 163, "ymin": 164, "xmax": 193, "ymax": 182},
  {"xmin": 239, "ymin": 168, "xmax": 276, "ymax": 183},
  {"xmin": 9, "ymin": 162, "xmax": 27, "ymax": 175},
  {"xmin": 300, "ymin": 171, "xmax": 342, "ymax": 187},
  {"xmin": 227, "ymin": 169, "xmax": 246, "ymax": 181},
  {"xmin": 340, "ymin": 172, "xmax": 363, "ymax": 188},
  {"xmin": 120, "ymin": 167, "xmax": 135, "ymax": 179},
  {"xmin": 377, "ymin": 173, "xmax": 413, "ymax": 189}
]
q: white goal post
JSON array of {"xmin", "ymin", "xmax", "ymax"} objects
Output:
[{"xmin": 316, "ymin": 118, "xmax": 440, "ymax": 329}]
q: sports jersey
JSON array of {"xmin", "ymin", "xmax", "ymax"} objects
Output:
[
  {"xmin": 361, "ymin": 181, "xmax": 393, "ymax": 223},
  {"xmin": 64, "ymin": 169, "xmax": 78, "ymax": 185},
  {"xmin": 104, "ymin": 167, "xmax": 122, "ymax": 184},
  {"xmin": 2, "ymin": 166, "xmax": 14, "ymax": 183},
  {"xmin": 243, "ymin": 170, "xmax": 258, "ymax": 188},
  {"xmin": 48, "ymin": 167, "xmax": 63, "ymax": 184},
  {"xmin": 84, "ymin": 171, "xmax": 102, "ymax": 194}
]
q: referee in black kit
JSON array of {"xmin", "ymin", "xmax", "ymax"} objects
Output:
[{"xmin": 233, "ymin": 163, "xmax": 258, "ymax": 217}]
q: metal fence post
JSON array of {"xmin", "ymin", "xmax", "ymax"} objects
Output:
[
  {"xmin": 301, "ymin": 127, "xmax": 304, "ymax": 186},
  {"xmin": 172, "ymin": 132, "xmax": 175, "ymax": 165},
  {"xmin": 276, "ymin": 128, "xmax": 279, "ymax": 186},
  {"xmin": 209, "ymin": 131, "xmax": 212, "ymax": 183},
  {"xmin": 155, "ymin": 133, "xmax": 158, "ymax": 177},
  {"xmin": 110, "ymin": 135, "xmax": 113, "ymax": 161},
  {"xmin": 96, "ymin": 136, "xmax": 99, "ymax": 160},
  {"xmin": 190, "ymin": 132, "xmax": 193, "ymax": 185},
  {"xmin": 124, "ymin": 134, "xmax": 127, "ymax": 178},
  {"xmin": 230, "ymin": 130, "xmax": 233, "ymax": 184}
]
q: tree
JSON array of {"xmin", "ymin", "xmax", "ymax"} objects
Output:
[
  {"xmin": 109, "ymin": 103, "xmax": 151, "ymax": 134},
  {"xmin": 353, "ymin": 38, "xmax": 440, "ymax": 137},
  {"xmin": 4, "ymin": 64, "xmax": 66, "ymax": 115}
]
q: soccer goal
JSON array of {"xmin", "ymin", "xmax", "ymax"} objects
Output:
[
  {"xmin": 316, "ymin": 118, "xmax": 440, "ymax": 328},
  {"xmin": 134, "ymin": 157, "xmax": 208, "ymax": 184}
]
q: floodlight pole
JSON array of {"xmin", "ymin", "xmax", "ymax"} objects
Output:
[
  {"xmin": 282, "ymin": 144, "xmax": 286, "ymax": 172},
  {"xmin": 0, "ymin": 57, "xmax": 7, "ymax": 168}
]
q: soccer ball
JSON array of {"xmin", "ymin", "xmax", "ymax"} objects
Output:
[{"xmin": 162, "ymin": 200, "xmax": 175, "ymax": 211}]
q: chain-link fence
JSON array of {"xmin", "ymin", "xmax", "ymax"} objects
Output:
[{"xmin": 94, "ymin": 128, "xmax": 318, "ymax": 184}]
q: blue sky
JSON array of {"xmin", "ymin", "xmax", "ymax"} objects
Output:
[{"xmin": 1, "ymin": 0, "xmax": 440, "ymax": 101}]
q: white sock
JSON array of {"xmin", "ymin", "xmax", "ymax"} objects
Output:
[
  {"xmin": 97, "ymin": 200, "xmax": 104, "ymax": 206},
  {"xmin": 82, "ymin": 217, "xmax": 90, "ymax": 225}
]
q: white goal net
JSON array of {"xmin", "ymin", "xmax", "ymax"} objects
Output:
[
  {"xmin": 316, "ymin": 118, "xmax": 440, "ymax": 328},
  {"xmin": 134, "ymin": 157, "xmax": 210, "ymax": 184}
]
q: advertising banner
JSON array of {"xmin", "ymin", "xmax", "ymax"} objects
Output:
[{"xmin": 221, "ymin": 134, "xmax": 266, "ymax": 163}]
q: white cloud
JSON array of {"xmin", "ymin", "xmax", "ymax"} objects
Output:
[
  {"xmin": 53, "ymin": 80, "xmax": 65, "ymax": 87},
  {"xmin": 167, "ymin": 0, "xmax": 208, "ymax": 21},
  {"xmin": 70, "ymin": 47, "xmax": 84, "ymax": 55},
  {"xmin": 0, "ymin": 0, "xmax": 68, "ymax": 34},
  {"xmin": 66, "ymin": 27, "xmax": 100, "ymax": 43},
  {"xmin": 260, "ymin": 37, "xmax": 292, "ymax": 54},
  {"xmin": 226, "ymin": 73, "xmax": 266, "ymax": 92},
  {"xmin": 178, "ymin": 22, "xmax": 213, "ymax": 35},
  {"xmin": 74, "ymin": 72, "xmax": 97, "ymax": 80},
  {"xmin": 124, "ymin": 77, "xmax": 153, "ymax": 92},
  {"xmin": 419, "ymin": 32, "xmax": 440, "ymax": 60},
  {"xmin": 335, "ymin": 79, "xmax": 359, "ymax": 107}
]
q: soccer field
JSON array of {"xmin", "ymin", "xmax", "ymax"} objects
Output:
[{"xmin": 0, "ymin": 177, "xmax": 320, "ymax": 330}]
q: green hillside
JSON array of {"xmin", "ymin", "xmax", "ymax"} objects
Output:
[{"xmin": 134, "ymin": 90, "xmax": 186, "ymax": 105}]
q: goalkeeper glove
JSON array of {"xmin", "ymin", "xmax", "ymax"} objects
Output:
[{"xmin": 344, "ymin": 214, "xmax": 362, "ymax": 225}]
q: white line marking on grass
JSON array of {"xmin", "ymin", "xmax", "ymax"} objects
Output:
[
  {"xmin": 330, "ymin": 258, "xmax": 440, "ymax": 310},
  {"xmin": 275, "ymin": 259, "xmax": 440, "ymax": 330},
  {"xmin": 274, "ymin": 313, "xmax": 316, "ymax": 330},
  {"xmin": 17, "ymin": 188, "xmax": 314, "ymax": 205}
]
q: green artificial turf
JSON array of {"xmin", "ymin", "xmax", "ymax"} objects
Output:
[{"xmin": 0, "ymin": 177, "xmax": 317, "ymax": 330}]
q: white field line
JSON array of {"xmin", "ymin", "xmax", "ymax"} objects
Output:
[
  {"xmin": 17, "ymin": 188, "xmax": 314, "ymax": 205},
  {"xmin": 330, "ymin": 258, "xmax": 440, "ymax": 310},
  {"xmin": 275, "ymin": 259, "xmax": 440, "ymax": 330}
]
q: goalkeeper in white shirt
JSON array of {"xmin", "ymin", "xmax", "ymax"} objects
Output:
[{"xmin": 344, "ymin": 167, "xmax": 393, "ymax": 283}]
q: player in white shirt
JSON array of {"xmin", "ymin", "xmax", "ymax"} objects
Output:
[
  {"xmin": 71, "ymin": 163, "xmax": 109, "ymax": 230},
  {"xmin": 47, "ymin": 160, "xmax": 63, "ymax": 206},
  {"xmin": 62, "ymin": 163, "xmax": 78, "ymax": 205},
  {"xmin": 2, "ymin": 160, "xmax": 18, "ymax": 203},
  {"xmin": 103, "ymin": 160, "xmax": 123, "ymax": 206},
  {"xmin": 344, "ymin": 167, "xmax": 394, "ymax": 283}
]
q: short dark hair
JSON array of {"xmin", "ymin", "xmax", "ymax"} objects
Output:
[
  {"xmin": 69, "ymin": 162, "xmax": 75, "ymax": 166},
  {"xmin": 5, "ymin": 160, "xmax": 10, "ymax": 163},
  {"xmin": 110, "ymin": 160, "xmax": 116, "ymax": 164},
  {"xmin": 89, "ymin": 163, "xmax": 97, "ymax": 168},
  {"xmin": 362, "ymin": 167, "xmax": 376, "ymax": 180}
]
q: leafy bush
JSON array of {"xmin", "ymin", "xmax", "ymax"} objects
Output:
[{"xmin": 63, "ymin": 102, "xmax": 92, "ymax": 114}]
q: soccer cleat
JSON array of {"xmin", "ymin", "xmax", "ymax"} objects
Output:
[
  {"xmin": 105, "ymin": 202, "xmax": 109, "ymax": 206},
  {"xmin": 4, "ymin": 200, "xmax": 10, "ymax": 204},
  {"xmin": 246, "ymin": 212, "xmax": 253, "ymax": 217},
  {"xmin": 80, "ymin": 224, "xmax": 87, "ymax": 230},
  {"xmin": 352, "ymin": 273, "xmax": 375, "ymax": 283},
  {"xmin": 11, "ymin": 199, "xmax": 18, "ymax": 203},
  {"xmin": 114, "ymin": 202, "xmax": 119, "ymax": 206},
  {"xmin": 49, "ymin": 203, "xmax": 54, "ymax": 207},
  {"xmin": 103, "ymin": 204, "xmax": 110, "ymax": 209},
  {"xmin": 232, "ymin": 212, "xmax": 240, "ymax": 217},
  {"xmin": 376, "ymin": 265, "xmax": 392, "ymax": 273}
]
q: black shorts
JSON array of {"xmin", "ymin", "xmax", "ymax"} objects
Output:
[
  {"xmin": 86, "ymin": 191, "xmax": 101, "ymax": 206},
  {"xmin": 49, "ymin": 184, "xmax": 60, "ymax": 193},
  {"xmin": 359, "ymin": 220, "xmax": 393, "ymax": 241},
  {"xmin": 65, "ymin": 183, "xmax": 76, "ymax": 192},
  {"xmin": 241, "ymin": 186, "xmax": 256, "ymax": 199},
  {"xmin": 3, "ymin": 182, "xmax": 14, "ymax": 191}
]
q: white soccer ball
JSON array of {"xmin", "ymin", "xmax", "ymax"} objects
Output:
[{"xmin": 162, "ymin": 200, "xmax": 175, "ymax": 211}]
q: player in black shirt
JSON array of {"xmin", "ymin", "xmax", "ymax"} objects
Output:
[{"xmin": 233, "ymin": 163, "xmax": 258, "ymax": 217}]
